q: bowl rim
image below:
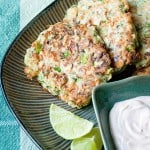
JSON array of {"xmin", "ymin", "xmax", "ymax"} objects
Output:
[{"xmin": 0, "ymin": 0, "xmax": 61, "ymax": 149}]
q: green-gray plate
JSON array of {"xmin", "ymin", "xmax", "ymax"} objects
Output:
[
  {"xmin": 92, "ymin": 75, "xmax": 150, "ymax": 150},
  {"xmin": 0, "ymin": 0, "xmax": 98, "ymax": 149}
]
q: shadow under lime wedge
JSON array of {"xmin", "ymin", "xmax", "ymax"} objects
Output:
[
  {"xmin": 49, "ymin": 104, "xmax": 94, "ymax": 140},
  {"xmin": 71, "ymin": 127, "xmax": 103, "ymax": 150}
]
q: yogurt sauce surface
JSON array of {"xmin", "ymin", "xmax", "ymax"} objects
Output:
[{"xmin": 109, "ymin": 96, "xmax": 150, "ymax": 150}]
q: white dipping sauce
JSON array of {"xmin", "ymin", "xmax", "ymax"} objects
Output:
[{"xmin": 109, "ymin": 96, "xmax": 150, "ymax": 150}]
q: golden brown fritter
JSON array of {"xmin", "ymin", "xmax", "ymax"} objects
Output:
[
  {"xmin": 24, "ymin": 22, "xmax": 112, "ymax": 108},
  {"xmin": 64, "ymin": 0, "xmax": 138, "ymax": 71}
]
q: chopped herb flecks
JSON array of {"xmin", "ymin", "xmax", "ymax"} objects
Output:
[
  {"xmin": 146, "ymin": 23, "xmax": 150, "ymax": 28},
  {"xmin": 126, "ymin": 45, "xmax": 133, "ymax": 52},
  {"xmin": 54, "ymin": 66, "xmax": 61, "ymax": 72},
  {"xmin": 35, "ymin": 42, "xmax": 42, "ymax": 53},
  {"xmin": 63, "ymin": 51, "xmax": 70, "ymax": 58},
  {"xmin": 81, "ymin": 52, "xmax": 88, "ymax": 64},
  {"xmin": 72, "ymin": 77, "xmax": 80, "ymax": 82},
  {"xmin": 119, "ymin": 3, "xmax": 128, "ymax": 13}
]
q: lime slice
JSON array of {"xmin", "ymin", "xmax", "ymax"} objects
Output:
[
  {"xmin": 71, "ymin": 127, "xmax": 103, "ymax": 150},
  {"xmin": 49, "ymin": 104, "xmax": 93, "ymax": 140}
]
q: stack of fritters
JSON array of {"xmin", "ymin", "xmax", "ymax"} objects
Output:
[{"xmin": 25, "ymin": 0, "xmax": 147, "ymax": 108}]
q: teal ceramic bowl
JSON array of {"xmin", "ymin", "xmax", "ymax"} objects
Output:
[{"xmin": 92, "ymin": 75, "xmax": 150, "ymax": 150}]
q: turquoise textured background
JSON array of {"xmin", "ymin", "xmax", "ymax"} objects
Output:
[
  {"xmin": 0, "ymin": 0, "xmax": 54, "ymax": 149},
  {"xmin": 0, "ymin": 0, "xmax": 20, "ymax": 149}
]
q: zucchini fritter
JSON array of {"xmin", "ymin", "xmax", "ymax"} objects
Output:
[
  {"xmin": 64, "ymin": 0, "xmax": 138, "ymax": 70},
  {"xmin": 24, "ymin": 22, "xmax": 112, "ymax": 108}
]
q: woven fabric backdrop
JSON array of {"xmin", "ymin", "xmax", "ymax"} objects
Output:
[{"xmin": 0, "ymin": 0, "xmax": 54, "ymax": 149}]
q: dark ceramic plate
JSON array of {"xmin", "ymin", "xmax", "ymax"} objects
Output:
[
  {"xmin": 92, "ymin": 76, "xmax": 150, "ymax": 150},
  {"xmin": 0, "ymin": 0, "xmax": 98, "ymax": 149}
]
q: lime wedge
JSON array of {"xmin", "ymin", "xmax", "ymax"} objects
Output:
[
  {"xmin": 71, "ymin": 127, "xmax": 103, "ymax": 150},
  {"xmin": 71, "ymin": 137, "xmax": 97, "ymax": 150},
  {"xmin": 49, "ymin": 104, "xmax": 93, "ymax": 140}
]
